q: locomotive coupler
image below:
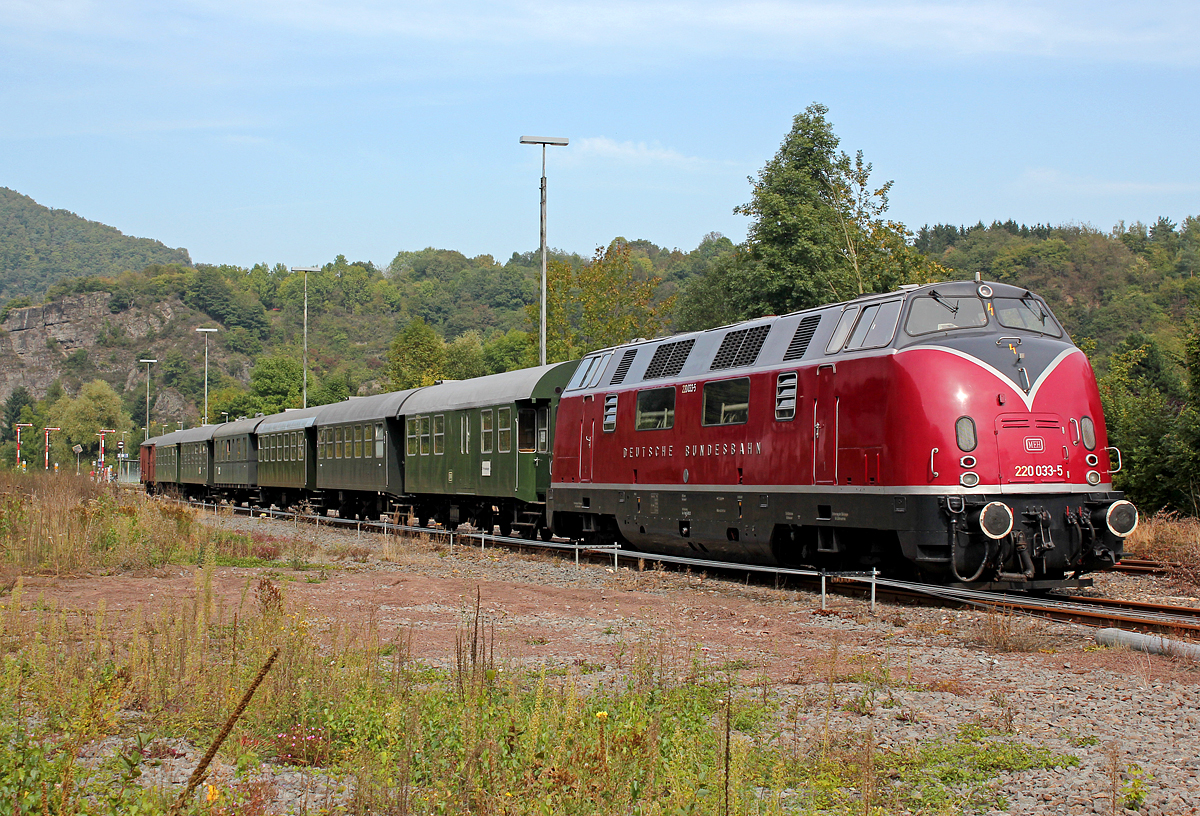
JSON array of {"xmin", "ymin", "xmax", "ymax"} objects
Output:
[
  {"xmin": 995, "ymin": 531, "xmax": 1036, "ymax": 581},
  {"xmin": 1022, "ymin": 507, "xmax": 1055, "ymax": 554}
]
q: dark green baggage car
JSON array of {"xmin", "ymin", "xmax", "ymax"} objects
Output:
[{"xmin": 398, "ymin": 361, "xmax": 578, "ymax": 537}]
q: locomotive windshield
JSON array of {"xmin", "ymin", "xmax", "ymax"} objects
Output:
[
  {"xmin": 992, "ymin": 296, "xmax": 1064, "ymax": 337},
  {"xmin": 904, "ymin": 295, "xmax": 988, "ymax": 336}
]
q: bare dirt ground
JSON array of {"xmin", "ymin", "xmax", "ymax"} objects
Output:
[{"xmin": 16, "ymin": 509, "xmax": 1200, "ymax": 815}]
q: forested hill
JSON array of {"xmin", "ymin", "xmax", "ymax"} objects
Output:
[{"xmin": 0, "ymin": 187, "xmax": 191, "ymax": 302}]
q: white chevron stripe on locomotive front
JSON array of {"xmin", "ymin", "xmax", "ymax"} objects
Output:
[{"xmin": 896, "ymin": 345, "xmax": 1083, "ymax": 411}]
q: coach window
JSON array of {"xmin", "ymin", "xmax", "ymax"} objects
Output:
[
  {"xmin": 331, "ymin": 427, "xmax": 340, "ymax": 459},
  {"xmin": 364, "ymin": 425, "xmax": 373, "ymax": 459},
  {"xmin": 406, "ymin": 419, "xmax": 418, "ymax": 456},
  {"xmin": 292, "ymin": 432, "xmax": 298, "ymax": 460},
  {"xmin": 433, "ymin": 415, "xmax": 445, "ymax": 455},
  {"xmin": 375, "ymin": 424, "xmax": 385, "ymax": 458},
  {"xmin": 703, "ymin": 378, "xmax": 750, "ymax": 426},
  {"xmin": 460, "ymin": 415, "xmax": 469, "ymax": 454},
  {"xmin": 498, "ymin": 407, "xmax": 512, "ymax": 453},
  {"xmin": 518, "ymin": 409, "xmax": 536, "ymax": 452},
  {"xmin": 635, "ymin": 387, "xmax": 675, "ymax": 430},
  {"xmin": 481, "ymin": 409, "xmax": 494, "ymax": 453},
  {"xmin": 317, "ymin": 429, "xmax": 324, "ymax": 460},
  {"xmin": 603, "ymin": 394, "xmax": 618, "ymax": 432},
  {"xmin": 353, "ymin": 425, "xmax": 362, "ymax": 458},
  {"xmin": 537, "ymin": 406, "xmax": 549, "ymax": 452},
  {"xmin": 420, "ymin": 416, "xmax": 431, "ymax": 455},
  {"xmin": 775, "ymin": 372, "xmax": 798, "ymax": 421},
  {"xmin": 298, "ymin": 433, "xmax": 304, "ymax": 461}
]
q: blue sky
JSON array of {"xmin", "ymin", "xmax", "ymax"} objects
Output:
[{"xmin": 2, "ymin": 1, "xmax": 1197, "ymax": 268}]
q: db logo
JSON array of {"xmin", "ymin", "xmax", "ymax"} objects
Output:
[{"xmin": 1024, "ymin": 437, "xmax": 1045, "ymax": 453}]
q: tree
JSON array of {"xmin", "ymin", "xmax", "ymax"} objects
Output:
[
  {"xmin": 1, "ymin": 386, "xmax": 33, "ymax": 441},
  {"xmin": 385, "ymin": 318, "xmax": 445, "ymax": 390},
  {"xmin": 444, "ymin": 331, "xmax": 487, "ymax": 380},
  {"xmin": 250, "ymin": 356, "xmax": 305, "ymax": 414},
  {"xmin": 482, "ymin": 329, "xmax": 534, "ymax": 374},
  {"xmin": 48, "ymin": 380, "xmax": 133, "ymax": 455}
]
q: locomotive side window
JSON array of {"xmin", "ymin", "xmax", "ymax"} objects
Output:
[
  {"xmin": 955, "ymin": 416, "xmax": 978, "ymax": 452},
  {"xmin": 703, "ymin": 378, "xmax": 750, "ymax": 426},
  {"xmin": 603, "ymin": 394, "xmax": 619, "ymax": 432},
  {"xmin": 518, "ymin": 409, "xmax": 536, "ymax": 452},
  {"xmin": 636, "ymin": 387, "xmax": 676, "ymax": 430},
  {"xmin": 498, "ymin": 408, "xmax": 512, "ymax": 452},
  {"xmin": 825, "ymin": 306, "xmax": 861, "ymax": 353},
  {"xmin": 775, "ymin": 372, "xmax": 798, "ymax": 421},
  {"xmin": 993, "ymin": 296, "xmax": 1064, "ymax": 337},
  {"xmin": 1081, "ymin": 416, "xmax": 1096, "ymax": 450},
  {"xmin": 586, "ymin": 353, "xmax": 612, "ymax": 388},
  {"xmin": 433, "ymin": 416, "xmax": 445, "ymax": 455},
  {"xmin": 406, "ymin": 419, "xmax": 418, "ymax": 456},
  {"xmin": 904, "ymin": 295, "xmax": 988, "ymax": 335},
  {"xmin": 420, "ymin": 416, "xmax": 431, "ymax": 455},
  {"xmin": 566, "ymin": 356, "xmax": 600, "ymax": 391},
  {"xmin": 853, "ymin": 299, "xmax": 903, "ymax": 349},
  {"xmin": 481, "ymin": 409, "xmax": 493, "ymax": 453}
]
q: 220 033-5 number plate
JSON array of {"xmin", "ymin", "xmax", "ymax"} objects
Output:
[{"xmin": 1014, "ymin": 464, "xmax": 1064, "ymax": 478}]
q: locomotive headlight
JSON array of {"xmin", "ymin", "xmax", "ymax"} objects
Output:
[
  {"xmin": 1086, "ymin": 470, "xmax": 1101, "ymax": 485},
  {"xmin": 1085, "ymin": 453, "xmax": 1099, "ymax": 467},
  {"xmin": 960, "ymin": 472, "xmax": 980, "ymax": 488},
  {"xmin": 1105, "ymin": 500, "xmax": 1138, "ymax": 537},
  {"xmin": 976, "ymin": 501, "xmax": 1014, "ymax": 540}
]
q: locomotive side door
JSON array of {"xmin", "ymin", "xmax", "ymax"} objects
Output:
[
  {"xmin": 814, "ymin": 364, "xmax": 838, "ymax": 484},
  {"xmin": 578, "ymin": 415, "xmax": 594, "ymax": 483}
]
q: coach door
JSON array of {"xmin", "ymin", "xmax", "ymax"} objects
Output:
[
  {"xmin": 814, "ymin": 364, "xmax": 838, "ymax": 484},
  {"xmin": 455, "ymin": 412, "xmax": 478, "ymax": 494}
]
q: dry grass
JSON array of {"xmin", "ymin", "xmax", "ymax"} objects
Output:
[
  {"xmin": 966, "ymin": 607, "xmax": 1054, "ymax": 652},
  {"xmin": 1124, "ymin": 510, "xmax": 1200, "ymax": 585}
]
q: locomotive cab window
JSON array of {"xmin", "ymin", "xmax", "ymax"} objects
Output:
[
  {"xmin": 703, "ymin": 378, "xmax": 750, "ymax": 426},
  {"xmin": 825, "ymin": 306, "xmax": 860, "ymax": 354},
  {"xmin": 993, "ymin": 296, "xmax": 1064, "ymax": 337},
  {"xmin": 518, "ymin": 409, "xmax": 536, "ymax": 452},
  {"xmin": 844, "ymin": 299, "xmax": 903, "ymax": 351},
  {"xmin": 635, "ymin": 387, "xmax": 675, "ymax": 430},
  {"xmin": 904, "ymin": 295, "xmax": 988, "ymax": 336}
]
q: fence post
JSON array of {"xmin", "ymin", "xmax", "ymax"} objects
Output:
[
  {"xmin": 870, "ymin": 569, "xmax": 877, "ymax": 615},
  {"xmin": 820, "ymin": 573, "xmax": 826, "ymax": 611}
]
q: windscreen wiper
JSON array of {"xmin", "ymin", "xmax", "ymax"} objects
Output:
[
  {"xmin": 1021, "ymin": 292, "xmax": 1048, "ymax": 324},
  {"xmin": 929, "ymin": 289, "xmax": 959, "ymax": 315}
]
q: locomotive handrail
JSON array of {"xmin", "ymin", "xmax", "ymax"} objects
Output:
[
  {"xmin": 1069, "ymin": 418, "xmax": 1080, "ymax": 445},
  {"xmin": 929, "ymin": 447, "xmax": 939, "ymax": 478},
  {"xmin": 1105, "ymin": 446, "xmax": 1123, "ymax": 474},
  {"xmin": 996, "ymin": 336, "xmax": 1022, "ymax": 346}
]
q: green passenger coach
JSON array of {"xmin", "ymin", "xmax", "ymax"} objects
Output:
[{"xmin": 398, "ymin": 361, "xmax": 578, "ymax": 537}]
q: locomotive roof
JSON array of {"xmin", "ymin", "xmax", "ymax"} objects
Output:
[
  {"xmin": 563, "ymin": 279, "xmax": 1061, "ymax": 392},
  {"xmin": 401, "ymin": 361, "xmax": 579, "ymax": 414},
  {"xmin": 313, "ymin": 388, "xmax": 423, "ymax": 425}
]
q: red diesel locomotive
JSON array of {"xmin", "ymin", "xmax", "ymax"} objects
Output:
[{"xmin": 547, "ymin": 279, "xmax": 1138, "ymax": 588}]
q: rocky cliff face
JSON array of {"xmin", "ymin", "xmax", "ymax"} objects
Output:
[{"xmin": 0, "ymin": 293, "xmax": 190, "ymax": 418}]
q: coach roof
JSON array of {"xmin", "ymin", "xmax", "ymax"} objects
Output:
[
  {"xmin": 400, "ymin": 361, "xmax": 578, "ymax": 414},
  {"xmin": 213, "ymin": 416, "xmax": 267, "ymax": 439},
  {"xmin": 257, "ymin": 405, "xmax": 326, "ymax": 435},
  {"xmin": 314, "ymin": 389, "xmax": 422, "ymax": 425}
]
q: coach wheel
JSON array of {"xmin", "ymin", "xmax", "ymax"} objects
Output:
[
  {"xmin": 498, "ymin": 519, "xmax": 512, "ymax": 537},
  {"xmin": 476, "ymin": 512, "xmax": 492, "ymax": 534},
  {"xmin": 539, "ymin": 525, "xmax": 553, "ymax": 542}
]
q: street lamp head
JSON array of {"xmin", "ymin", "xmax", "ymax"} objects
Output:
[
  {"xmin": 291, "ymin": 266, "xmax": 321, "ymax": 273},
  {"xmin": 520, "ymin": 136, "xmax": 569, "ymax": 146},
  {"xmin": 140, "ymin": 358, "xmax": 157, "ymax": 364},
  {"xmin": 195, "ymin": 328, "xmax": 217, "ymax": 333}
]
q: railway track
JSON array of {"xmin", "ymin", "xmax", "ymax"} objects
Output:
[
  {"xmin": 1112, "ymin": 557, "xmax": 1179, "ymax": 575},
  {"xmin": 180, "ymin": 497, "xmax": 1200, "ymax": 639}
]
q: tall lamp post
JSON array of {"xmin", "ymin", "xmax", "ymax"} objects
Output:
[
  {"xmin": 292, "ymin": 267, "xmax": 321, "ymax": 408},
  {"xmin": 519, "ymin": 136, "xmax": 569, "ymax": 367},
  {"xmin": 195, "ymin": 328, "xmax": 217, "ymax": 424},
  {"xmin": 140, "ymin": 358, "xmax": 157, "ymax": 443}
]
